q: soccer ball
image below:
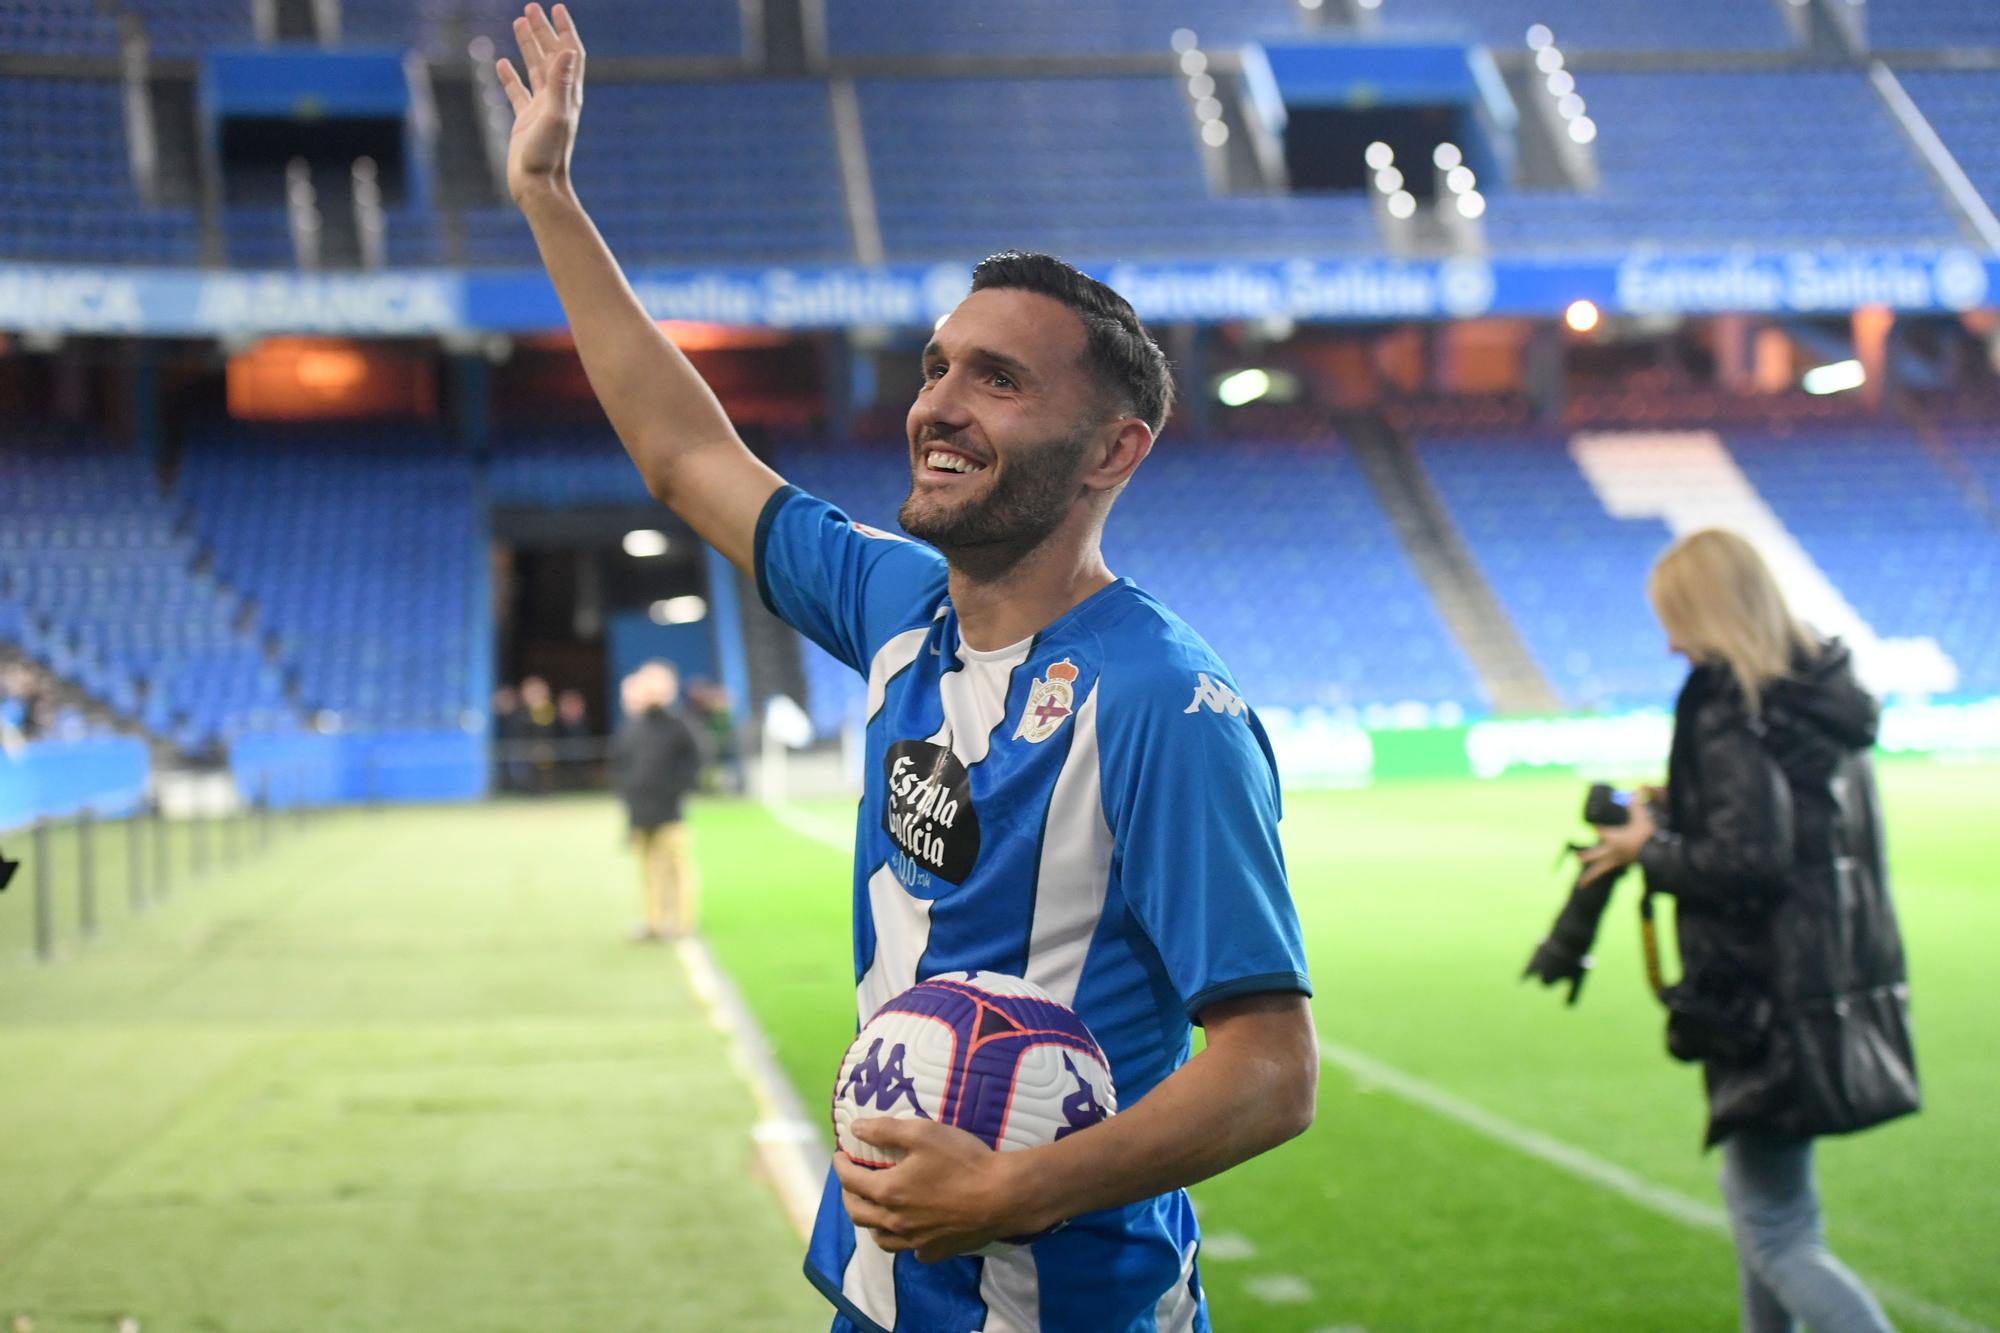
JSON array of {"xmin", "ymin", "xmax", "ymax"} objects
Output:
[{"xmin": 831, "ymin": 971, "xmax": 1117, "ymax": 1169}]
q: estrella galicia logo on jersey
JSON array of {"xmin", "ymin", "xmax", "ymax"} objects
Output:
[
  {"xmin": 1184, "ymin": 671, "xmax": 1247, "ymax": 718},
  {"xmin": 1013, "ymin": 657, "xmax": 1080, "ymax": 744},
  {"xmin": 841, "ymin": 1038, "xmax": 930, "ymax": 1117},
  {"xmin": 1054, "ymin": 1053, "xmax": 1109, "ymax": 1140},
  {"xmin": 884, "ymin": 740, "xmax": 980, "ymax": 882}
]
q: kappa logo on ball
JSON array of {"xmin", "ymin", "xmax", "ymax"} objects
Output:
[
  {"xmin": 1013, "ymin": 657, "xmax": 1081, "ymax": 744},
  {"xmin": 838, "ymin": 1037, "xmax": 930, "ymax": 1118}
]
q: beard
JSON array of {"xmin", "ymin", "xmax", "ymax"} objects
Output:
[{"xmin": 899, "ymin": 424, "xmax": 1092, "ymax": 576}]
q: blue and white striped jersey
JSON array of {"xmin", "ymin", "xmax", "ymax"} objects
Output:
[{"xmin": 756, "ymin": 485, "xmax": 1312, "ymax": 1333}]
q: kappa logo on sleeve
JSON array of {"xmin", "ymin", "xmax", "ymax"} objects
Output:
[
  {"xmin": 850, "ymin": 522, "xmax": 908, "ymax": 542},
  {"xmin": 1184, "ymin": 672, "xmax": 1247, "ymax": 718}
]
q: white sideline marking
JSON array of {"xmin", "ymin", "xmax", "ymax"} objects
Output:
[
  {"xmin": 767, "ymin": 800, "xmax": 856, "ymax": 853},
  {"xmin": 764, "ymin": 808, "xmax": 1989, "ymax": 1333},
  {"xmin": 676, "ymin": 934, "xmax": 826, "ymax": 1241},
  {"xmin": 1200, "ymin": 1231, "xmax": 1258, "ymax": 1262},
  {"xmin": 1245, "ymin": 1274, "xmax": 1314, "ymax": 1304},
  {"xmin": 1321, "ymin": 1040, "xmax": 1994, "ymax": 1333}
]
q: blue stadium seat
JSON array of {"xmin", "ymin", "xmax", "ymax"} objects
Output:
[
  {"xmin": 859, "ymin": 76, "xmax": 1379, "ymax": 262},
  {"xmin": 1865, "ymin": 0, "xmax": 2000, "ymax": 51},
  {"xmin": 176, "ymin": 425, "xmax": 483, "ymax": 732},
  {"xmin": 343, "ymin": 0, "xmax": 742, "ymax": 59},
  {"xmin": 0, "ymin": 0, "xmax": 123, "ymax": 55},
  {"xmin": 458, "ymin": 79, "xmax": 849, "ymax": 267},
  {"xmin": 126, "ymin": 0, "xmax": 256, "ymax": 56},
  {"xmin": 824, "ymin": 0, "xmax": 1299, "ymax": 56},
  {"xmin": 1376, "ymin": 0, "xmax": 1796, "ymax": 52},
  {"xmin": 488, "ymin": 429, "xmax": 653, "ymax": 507},
  {"xmin": 1417, "ymin": 433, "xmax": 1681, "ymax": 711},
  {"xmin": 1897, "ymin": 70, "xmax": 2000, "ymax": 220},
  {"xmin": 1484, "ymin": 72, "xmax": 1960, "ymax": 253},
  {"xmin": 0, "ymin": 76, "xmax": 202, "ymax": 265},
  {"xmin": 1725, "ymin": 427, "xmax": 2000, "ymax": 698},
  {"xmin": 0, "ymin": 443, "xmax": 298, "ymax": 746}
]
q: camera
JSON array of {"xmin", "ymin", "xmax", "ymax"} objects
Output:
[
  {"xmin": 1583, "ymin": 782, "xmax": 1634, "ymax": 828},
  {"xmin": 1522, "ymin": 783, "xmax": 1646, "ymax": 1004}
]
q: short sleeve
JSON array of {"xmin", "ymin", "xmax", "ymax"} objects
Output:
[
  {"xmin": 754, "ymin": 485, "xmax": 948, "ymax": 674},
  {"xmin": 1099, "ymin": 661, "xmax": 1312, "ymax": 1021}
]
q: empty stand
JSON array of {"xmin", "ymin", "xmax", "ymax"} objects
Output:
[
  {"xmin": 824, "ymin": 0, "xmax": 1299, "ymax": 57},
  {"xmin": 342, "ymin": 0, "xmax": 744, "ymax": 60},
  {"xmin": 177, "ymin": 426, "xmax": 484, "ymax": 733},
  {"xmin": 0, "ymin": 444, "xmax": 295, "ymax": 750},
  {"xmin": 125, "ymin": 0, "xmax": 255, "ymax": 55},
  {"xmin": 1374, "ymin": 0, "xmax": 1796, "ymax": 52},
  {"xmin": 1417, "ymin": 433, "xmax": 1682, "ymax": 710},
  {"xmin": 1725, "ymin": 426, "xmax": 1998, "ymax": 697},
  {"xmin": 858, "ymin": 76, "xmax": 1379, "ymax": 262},
  {"xmin": 0, "ymin": 0, "xmax": 122, "ymax": 56},
  {"xmin": 1483, "ymin": 72, "xmax": 1960, "ymax": 253},
  {"xmin": 1865, "ymin": 0, "xmax": 2000, "ymax": 52},
  {"xmin": 1898, "ymin": 70, "xmax": 2000, "ymax": 220},
  {"xmin": 487, "ymin": 429, "xmax": 653, "ymax": 507},
  {"xmin": 0, "ymin": 76, "xmax": 202, "ymax": 265},
  {"xmin": 458, "ymin": 79, "xmax": 850, "ymax": 267}
]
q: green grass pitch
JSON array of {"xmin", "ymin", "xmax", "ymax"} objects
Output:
[
  {"xmin": 699, "ymin": 759, "xmax": 2000, "ymax": 1333},
  {"xmin": 3, "ymin": 759, "xmax": 1994, "ymax": 1331}
]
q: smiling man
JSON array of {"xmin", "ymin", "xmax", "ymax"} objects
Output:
[{"xmin": 498, "ymin": 7, "xmax": 1317, "ymax": 1330}]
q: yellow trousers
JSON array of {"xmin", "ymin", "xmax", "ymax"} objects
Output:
[{"xmin": 632, "ymin": 822, "xmax": 698, "ymax": 936}]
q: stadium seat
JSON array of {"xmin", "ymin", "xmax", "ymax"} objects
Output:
[
  {"xmin": 0, "ymin": 442, "xmax": 298, "ymax": 747},
  {"xmin": 1374, "ymin": 0, "xmax": 1796, "ymax": 52},
  {"xmin": 175, "ymin": 424, "xmax": 484, "ymax": 733},
  {"xmin": 1896, "ymin": 70, "xmax": 2000, "ymax": 220},
  {"xmin": 1483, "ymin": 72, "xmax": 1960, "ymax": 253},
  {"xmin": 824, "ymin": 0, "xmax": 1300, "ymax": 56},
  {"xmin": 0, "ymin": 76, "xmax": 202, "ymax": 266},
  {"xmin": 1416, "ymin": 432, "xmax": 1681, "ymax": 711}
]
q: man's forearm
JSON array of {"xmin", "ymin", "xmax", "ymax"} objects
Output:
[
  {"xmin": 1000, "ymin": 996, "xmax": 1317, "ymax": 1235},
  {"xmin": 516, "ymin": 180, "xmax": 772, "ymax": 566}
]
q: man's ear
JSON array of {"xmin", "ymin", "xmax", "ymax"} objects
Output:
[{"xmin": 1084, "ymin": 418, "xmax": 1153, "ymax": 494}]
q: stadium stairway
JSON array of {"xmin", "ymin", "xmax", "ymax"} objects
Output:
[{"xmin": 1343, "ymin": 416, "xmax": 1564, "ymax": 714}]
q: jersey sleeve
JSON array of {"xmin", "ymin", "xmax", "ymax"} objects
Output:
[
  {"xmin": 1098, "ymin": 656, "xmax": 1312, "ymax": 1021},
  {"xmin": 753, "ymin": 485, "xmax": 948, "ymax": 674}
]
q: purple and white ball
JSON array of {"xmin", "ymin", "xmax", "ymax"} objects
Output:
[{"xmin": 831, "ymin": 971, "xmax": 1116, "ymax": 1169}]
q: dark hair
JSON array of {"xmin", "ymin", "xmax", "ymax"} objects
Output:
[{"xmin": 969, "ymin": 251, "xmax": 1174, "ymax": 437}]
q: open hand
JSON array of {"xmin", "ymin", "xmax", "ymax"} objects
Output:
[
  {"xmin": 496, "ymin": 3, "xmax": 585, "ymax": 204},
  {"xmin": 832, "ymin": 1119, "xmax": 1032, "ymax": 1263}
]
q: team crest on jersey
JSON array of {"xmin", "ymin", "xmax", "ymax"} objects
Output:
[{"xmin": 1013, "ymin": 658, "xmax": 1081, "ymax": 744}]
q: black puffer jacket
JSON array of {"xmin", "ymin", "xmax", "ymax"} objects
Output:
[
  {"xmin": 1640, "ymin": 640, "xmax": 1919, "ymax": 1147},
  {"xmin": 610, "ymin": 705, "xmax": 705, "ymax": 831}
]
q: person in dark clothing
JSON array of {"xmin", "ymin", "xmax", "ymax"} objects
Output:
[
  {"xmin": 609, "ymin": 661, "xmax": 704, "ymax": 939},
  {"xmin": 491, "ymin": 684, "xmax": 529, "ymax": 793},
  {"xmin": 1579, "ymin": 528, "xmax": 1917, "ymax": 1333},
  {"xmin": 555, "ymin": 687, "xmax": 593, "ymax": 789}
]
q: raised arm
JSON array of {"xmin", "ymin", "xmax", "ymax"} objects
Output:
[{"xmin": 498, "ymin": 3, "xmax": 783, "ymax": 572}]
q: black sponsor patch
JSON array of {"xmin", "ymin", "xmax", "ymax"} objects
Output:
[{"xmin": 882, "ymin": 740, "xmax": 980, "ymax": 882}]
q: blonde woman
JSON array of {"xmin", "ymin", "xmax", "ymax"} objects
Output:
[{"xmin": 1581, "ymin": 529, "xmax": 1917, "ymax": 1333}]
